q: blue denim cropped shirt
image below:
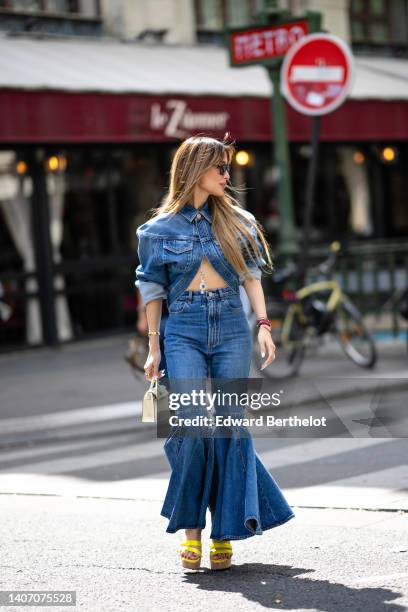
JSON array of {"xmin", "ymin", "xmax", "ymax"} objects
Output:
[{"xmin": 135, "ymin": 200, "xmax": 267, "ymax": 307}]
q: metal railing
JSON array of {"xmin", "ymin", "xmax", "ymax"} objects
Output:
[
  {"xmin": 269, "ymin": 239, "xmax": 408, "ymax": 335},
  {"xmin": 1, "ymin": 240, "xmax": 408, "ymax": 348}
]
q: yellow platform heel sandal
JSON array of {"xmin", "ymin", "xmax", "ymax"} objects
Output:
[
  {"xmin": 179, "ymin": 539, "xmax": 202, "ymax": 570},
  {"xmin": 210, "ymin": 539, "xmax": 233, "ymax": 570}
]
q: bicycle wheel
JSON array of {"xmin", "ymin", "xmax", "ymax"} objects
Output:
[
  {"xmin": 253, "ymin": 299, "xmax": 306, "ymax": 379},
  {"xmin": 335, "ymin": 299, "xmax": 377, "ymax": 368}
]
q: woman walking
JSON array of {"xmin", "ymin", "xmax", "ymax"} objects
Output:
[{"xmin": 135, "ymin": 134, "xmax": 295, "ymax": 570}]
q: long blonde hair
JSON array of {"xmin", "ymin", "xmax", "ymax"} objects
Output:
[{"xmin": 149, "ymin": 133, "xmax": 274, "ymax": 279}]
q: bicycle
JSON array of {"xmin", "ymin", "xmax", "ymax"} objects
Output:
[{"xmin": 251, "ymin": 241, "xmax": 377, "ymax": 379}]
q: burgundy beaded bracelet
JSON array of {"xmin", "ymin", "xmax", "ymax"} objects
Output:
[{"xmin": 257, "ymin": 318, "xmax": 272, "ymax": 330}]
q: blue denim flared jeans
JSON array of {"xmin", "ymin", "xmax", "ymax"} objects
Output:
[{"xmin": 160, "ymin": 286, "xmax": 295, "ymax": 540}]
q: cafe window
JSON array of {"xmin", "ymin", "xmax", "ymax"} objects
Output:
[
  {"xmin": 0, "ymin": 0, "xmax": 100, "ymax": 16},
  {"xmin": 0, "ymin": 0, "xmax": 41, "ymax": 9},
  {"xmin": 194, "ymin": 0, "xmax": 264, "ymax": 42},
  {"xmin": 350, "ymin": 0, "xmax": 408, "ymax": 55},
  {"xmin": 47, "ymin": 0, "xmax": 79, "ymax": 14},
  {"xmin": 0, "ymin": 0, "xmax": 101, "ymax": 36}
]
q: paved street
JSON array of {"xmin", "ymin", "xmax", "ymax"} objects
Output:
[
  {"xmin": 0, "ymin": 334, "xmax": 407, "ymax": 611},
  {"xmin": 1, "ymin": 495, "xmax": 407, "ymax": 612}
]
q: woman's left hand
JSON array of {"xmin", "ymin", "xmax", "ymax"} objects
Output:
[{"xmin": 258, "ymin": 326, "xmax": 276, "ymax": 370}]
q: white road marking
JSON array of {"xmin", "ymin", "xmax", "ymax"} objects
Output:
[{"xmin": 0, "ymin": 401, "xmax": 142, "ymax": 434}]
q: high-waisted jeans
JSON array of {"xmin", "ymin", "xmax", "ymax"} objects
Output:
[{"xmin": 160, "ymin": 286, "xmax": 295, "ymax": 540}]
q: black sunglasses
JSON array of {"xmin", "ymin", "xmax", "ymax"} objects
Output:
[{"xmin": 215, "ymin": 163, "xmax": 231, "ymax": 176}]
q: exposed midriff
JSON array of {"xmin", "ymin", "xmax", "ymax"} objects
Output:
[{"xmin": 186, "ymin": 255, "xmax": 228, "ymax": 290}]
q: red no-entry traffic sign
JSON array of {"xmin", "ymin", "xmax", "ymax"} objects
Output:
[{"xmin": 281, "ymin": 33, "xmax": 354, "ymax": 116}]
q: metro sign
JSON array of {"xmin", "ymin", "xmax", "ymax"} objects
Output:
[
  {"xmin": 281, "ymin": 33, "xmax": 354, "ymax": 116},
  {"xmin": 228, "ymin": 19, "xmax": 309, "ymax": 67}
]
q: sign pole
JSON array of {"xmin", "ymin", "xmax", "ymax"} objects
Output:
[
  {"xmin": 259, "ymin": 0, "xmax": 298, "ymax": 266},
  {"xmin": 225, "ymin": 3, "xmax": 323, "ymax": 269},
  {"xmin": 267, "ymin": 66, "xmax": 298, "ymax": 263},
  {"xmin": 299, "ymin": 114, "xmax": 321, "ymax": 285}
]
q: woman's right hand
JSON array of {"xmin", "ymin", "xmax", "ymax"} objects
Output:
[{"xmin": 144, "ymin": 346, "xmax": 162, "ymax": 381}]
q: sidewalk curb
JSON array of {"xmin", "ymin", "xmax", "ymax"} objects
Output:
[{"xmin": 0, "ymin": 489, "xmax": 406, "ymax": 514}]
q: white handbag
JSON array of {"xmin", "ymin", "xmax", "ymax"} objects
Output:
[{"xmin": 142, "ymin": 376, "xmax": 169, "ymax": 423}]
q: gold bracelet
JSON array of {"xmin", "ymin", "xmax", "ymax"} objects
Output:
[{"xmin": 148, "ymin": 330, "xmax": 160, "ymax": 336}]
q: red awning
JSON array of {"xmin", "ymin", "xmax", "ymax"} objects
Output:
[{"xmin": 0, "ymin": 89, "xmax": 407, "ymax": 144}]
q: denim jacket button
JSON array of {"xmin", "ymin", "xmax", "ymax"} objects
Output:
[{"xmin": 196, "ymin": 213, "xmax": 201, "ymax": 219}]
